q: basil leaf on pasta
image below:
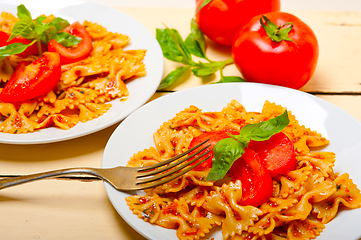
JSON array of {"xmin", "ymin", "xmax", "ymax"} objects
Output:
[
  {"xmin": 3, "ymin": 4, "xmax": 75, "ymax": 59},
  {"xmin": 0, "ymin": 40, "xmax": 36, "ymax": 61},
  {"xmin": 53, "ymin": 32, "xmax": 82, "ymax": 47},
  {"xmin": 50, "ymin": 17, "xmax": 70, "ymax": 31},
  {"xmin": 9, "ymin": 18, "xmax": 35, "ymax": 41},
  {"xmin": 207, "ymin": 138, "xmax": 245, "ymax": 181},
  {"xmin": 237, "ymin": 110, "xmax": 289, "ymax": 141},
  {"xmin": 39, "ymin": 17, "xmax": 75, "ymax": 46},
  {"xmin": 16, "ymin": 4, "xmax": 32, "ymax": 20},
  {"xmin": 206, "ymin": 110, "xmax": 289, "ymax": 181}
]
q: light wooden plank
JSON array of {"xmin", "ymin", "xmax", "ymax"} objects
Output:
[
  {"xmin": 0, "ymin": 180, "xmax": 146, "ymax": 240},
  {"xmin": 0, "ymin": 124, "xmax": 118, "ymax": 174},
  {"xmin": 118, "ymin": 7, "xmax": 361, "ymax": 93}
]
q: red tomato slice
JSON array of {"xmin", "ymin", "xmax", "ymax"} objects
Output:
[
  {"xmin": 229, "ymin": 148, "xmax": 273, "ymax": 207},
  {"xmin": 0, "ymin": 31, "xmax": 47, "ymax": 56},
  {"xmin": 0, "ymin": 52, "xmax": 61, "ymax": 102},
  {"xmin": 188, "ymin": 129, "xmax": 239, "ymax": 170},
  {"xmin": 48, "ymin": 21, "xmax": 92, "ymax": 64},
  {"xmin": 248, "ymin": 132, "xmax": 297, "ymax": 177}
]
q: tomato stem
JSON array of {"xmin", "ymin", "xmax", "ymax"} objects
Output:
[{"xmin": 260, "ymin": 15, "xmax": 294, "ymax": 43}]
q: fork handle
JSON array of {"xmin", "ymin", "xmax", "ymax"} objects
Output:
[{"xmin": 0, "ymin": 167, "xmax": 104, "ymax": 190}]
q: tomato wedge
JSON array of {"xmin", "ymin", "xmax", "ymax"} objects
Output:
[
  {"xmin": 188, "ymin": 130, "xmax": 239, "ymax": 169},
  {"xmin": 229, "ymin": 148, "xmax": 273, "ymax": 207},
  {"xmin": 0, "ymin": 31, "xmax": 46, "ymax": 56},
  {"xmin": 48, "ymin": 21, "xmax": 92, "ymax": 64},
  {"xmin": 0, "ymin": 52, "xmax": 61, "ymax": 102},
  {"xmin": 248, "ymin": 132, "xmax": 297, "ymax": 177}
]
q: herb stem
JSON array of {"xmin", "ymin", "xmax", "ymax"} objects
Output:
[
  {"xmin": 222, "ymin": 58, "xmax": 234, "ymax": 66},
  {"xmin": 35, "ymin": 34, "xmax": 43, "ymax": 57}
]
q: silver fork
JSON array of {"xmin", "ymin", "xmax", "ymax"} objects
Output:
[{"xmin": 0, "ymin": 140, "xmax": 210, "ymax": 191}]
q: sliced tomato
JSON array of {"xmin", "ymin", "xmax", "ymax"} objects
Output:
[
  {"xmin": 248, "ymin": 132, "xmax": 297, "ymax": 177},
  {"xmin": 229, "ymin": 148, "xmax": 273, "ymax": 207},
  {"xmin": 48, "ymin": 21, "xmax": 92, "ymax": 64},
  {"xmin": 0, "ymin": 31, "xmax": 46, "ymax": 56},
  {"xmin": 188, "ymin": 129, "xmax": 239, "ymax": 170},
  {"xmin": 0, "ymin": 52, "xmax": 61, "ymax": 102}
]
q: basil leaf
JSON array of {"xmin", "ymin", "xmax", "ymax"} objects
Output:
[
  {"xmin": 192, "ymin": 66, "xmax": 218, "ymax": 77},
  {"xmin": 196, "ymin": 0, "xmax": 213, "ymax": 14},
  {"xmin": 34, "ymin": 17, "xmax": 50, "ymax": 36},
  {"xmin": 39, "ymin": 25, "xmax": 57, "ymax": 45},
  {"xmin": 38, "ymin": 20, "xmax": 78, "ymax": 46},
  {"xmin": 185, "ymin": 34, "xmax": 206, "ymax": 59},
  {"xmin": 9, "ymin": 18, "xmax": 35, "ymax": 41},
  {"xmin": 9, "ymin": 4, "xmax": 36, "ymax": 41},
  {"xmin": 17, "ymin": 4, "xmax": 32, "ymax": 20},
  {"xmin": 50, "ymin": 17, "xmax": 70, "ymax": 31},
  {"xmin": 53, "ymin": 32, "xmax": 82, "ymax": 47},
  {"xmin": 206, "ymin": 138, "xmax": 245, "ymax": 181},
  {"xmin": 158, "ymin": 66, "xmax": 191, "ymax": 90},
  {"xmin": 237, "ymin": 110, "xmax": 289, "ymax": 141},
  {"xmin": 190, "ymin": 19, "xmax": 205, "ymax": 52},
  {"xmin": 0, "ymin": 40, "xmax": 36, "ymax": 61},
  {"xmin": 185, "ymin": 19, "xmax": 207, "ymax": 59},
  {"xmin": 156, "ymin": 28, "xmax": 191, "ymax": 64},
  {"xmin": 35, "ymin": 16, "xmax": 47, "ymax": 25},
  {"xmin": 214, "ymin": 76, "xmax": 245, "ymax": 84},
  {"xmin": 168, "ymin": 28, "xmax": 192, "ymax": 63}
]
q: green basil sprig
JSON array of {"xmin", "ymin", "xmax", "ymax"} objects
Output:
[
  {"xmin": 206, "ymin": 110, "xmax": 289, "ymax": 181},
  {"xmin": 0, "ymin": 4, "xmax": 82, "ymax": 61},
  {"xmin": 156, "ymin": 19, "xmax": 244, "ymax": 90}
]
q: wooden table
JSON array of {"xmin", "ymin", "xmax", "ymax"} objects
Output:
[{"xmin": 0, "ymin": 5, "xmax": 361, "ymax": 240}]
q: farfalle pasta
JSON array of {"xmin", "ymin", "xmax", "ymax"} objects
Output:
[
  {"xmin": 0, "ymin": 12, "xmax": 146, "ymax": 133},
  {"xmin": 125, "ymin": 100, "xmax": 361, "ymax": 240}
]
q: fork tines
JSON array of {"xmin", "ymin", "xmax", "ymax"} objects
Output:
[{"xmin": 135, "ymin": 139, "xmax": 211, "ymax": 190}]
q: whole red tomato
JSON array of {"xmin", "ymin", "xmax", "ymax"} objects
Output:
[
  {"xmin": 232, "ymin": 12, "xmax": 319, "ymax": 89},
  {"xmin": 195, "ymin": 0, "xmax": 280, "ymax": 46}
]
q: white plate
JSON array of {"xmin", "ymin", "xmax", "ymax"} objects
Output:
[
  {"xmin": 0, "ymin": 0, "xmax": 164, "ymax": 144},
  {"xmin": 102, "ymin": 83, "xmax": 361, "ymax": 240}
]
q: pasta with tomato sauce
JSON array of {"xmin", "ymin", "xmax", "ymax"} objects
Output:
[
  {"xmin": 125, "ymin": 100, "xmax": 361, "ymax": 240},
  {"xmin": 0, "ymin": 12, "xmax": 146, "ymax": 133}
]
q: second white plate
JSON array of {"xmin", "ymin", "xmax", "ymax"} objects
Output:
[
  {"xmin": 102, "ymin": 82, "xmax": 361, "ymax": 240},
  {"xmin": 0, "ymin": 0, "xmax": 164, "ymax": 144}
]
